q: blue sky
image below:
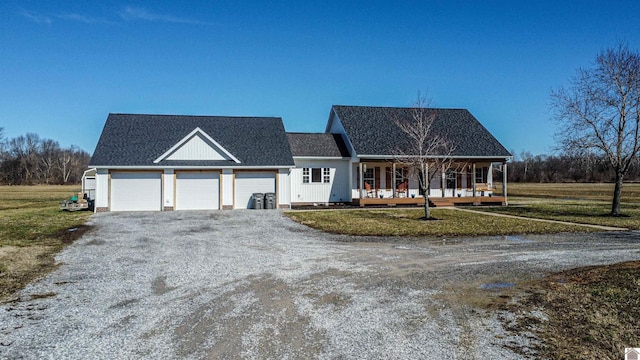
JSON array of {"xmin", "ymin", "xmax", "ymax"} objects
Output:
[{"xmin": 1, "ymin": 1, "xmax": 639, "ymax": 156}]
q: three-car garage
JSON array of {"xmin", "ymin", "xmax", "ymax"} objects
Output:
[{"xmin": 107, "ymin": 170, "xmax": 275, "ymax": 211}]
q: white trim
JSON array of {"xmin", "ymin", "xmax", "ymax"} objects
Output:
[
  {"xmin": 93, "ymin": 165, "xmax": 294, "ymax": 170},
  {"xmin": 82, "ymin": 168, "xmax": 97, "ymax": 177},
  {"xmin": 358, "ymin": 155, "xmax": 512, "ymax": 160},
  {"xmin": 292, "ymin": 156, "xmax": 350, "ymax": 160},
  {"xmin": 153, "ymin": 127, "xmax": 241, "ymax": 164}
]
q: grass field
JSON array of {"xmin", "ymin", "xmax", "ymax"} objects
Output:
[
  {"xmin": 286, "ymin": 208, "xmax": 590, "ymax": 237},
  {"xmin": 496, "ymin": 182, "xmax": 640, "ymax": 202},
  {"xmin": 487, "ymin": 183, "xmax": 640, "ymax": 230},
  {"xmin": 503, "ymin": 261, "xmax": 640, "ymax": 359},
  {"xmin": 0, "ymin": 185, "xmax": 91, "ymax": 301}
]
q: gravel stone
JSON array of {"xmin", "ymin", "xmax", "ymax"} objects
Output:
[{"xmin": 0, "ymin": 210, "xmax": 639, "ymax": 359}]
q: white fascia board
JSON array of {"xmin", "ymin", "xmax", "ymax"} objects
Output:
[
  {"xmin": 82, "ymin": 168, "xmax": 97, "ymax": 177},
  {"xmin": 357, "ymin": 155, "xmax": 511, "ymax": 160},
  {"xmin": 153, "ymin": 127, "xmax": 241, "ymax": 164},
  {"xmin": 293, "ymin": 156, "xmax": 350, "ymax": 160},
  {"xmin": 96, "ymin": 165, "xmax": 294, "ymax": 170},
  {"xmin": 324, "ymin": 108, "xmax": 336, "ymax": 133}
]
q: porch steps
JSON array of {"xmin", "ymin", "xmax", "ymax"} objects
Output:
[{"xmin": 428, "ymin": 198, "xmax": 455, "ymax": 207}]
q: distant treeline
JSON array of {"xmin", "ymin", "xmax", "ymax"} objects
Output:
[
  {"xmin": 0, "ymin": 129, "xmax": 90, "ymax": 185},
  {"xmin": 507, "ymin": 152, "xmax": 640, "ymax": 183}
]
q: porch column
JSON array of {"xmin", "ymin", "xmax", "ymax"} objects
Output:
[
  {"xmin": 392, "ymin": 163, "xmax": 396, "ymax": 198},
  {"xmin": 359, "ymin": 162, "xmax": 364, "ymax": 199},
  {"xmin": 441, "ymin": 164, "xmax": 446, "ymax": 197},
  {"xmin": 503, "ymin": 161, "xmax": 508, "ymax": 205},
  {"xmin": 472, "ymin": 163, "xmax": 476, "ymax": 197}
]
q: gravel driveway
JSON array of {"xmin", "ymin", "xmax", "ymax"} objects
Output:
[{"xmin": 1, "ymin": 210, "xmax": 639, "ymax": 359}]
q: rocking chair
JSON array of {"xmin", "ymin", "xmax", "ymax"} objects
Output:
[
  {"xmin": 364, "ymin": 181, "xmax": 376, "ymax": 198},
  {"xmin": 396, "ymin": 181, "xmax": 408, "ymax": 197}
]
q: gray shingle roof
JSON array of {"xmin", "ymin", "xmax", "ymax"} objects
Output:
[
  {"xmin": 286, "ymin": 133, "xmax": 351, "ymax": 157},
  {"xmin": 331, "ymin": 105, "xmax": 511, "ymax": 158},
  {"xmin": 90, "ymin": 114, "xmax": 294, "ymax": 167}
]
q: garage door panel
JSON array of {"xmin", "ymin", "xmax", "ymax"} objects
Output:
[
  {"xmin": 176, "ymin": 172, "xmax": 220, "ymax": 210},
  {"xmin": 111, "ymin": 172, "xmax": 162, "ymax": 211},
  {"xmin": 234, "ymin": 172, "xmax": 276, "ymax": 209}
]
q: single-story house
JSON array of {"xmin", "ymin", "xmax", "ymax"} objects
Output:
[{"xmin": 89, "ymin": 106, "xmax": 511, "ymax": 211}]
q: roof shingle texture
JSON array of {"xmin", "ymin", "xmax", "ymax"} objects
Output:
[
  {"xmin": 286, "ymin": 133, "xmax": 351, "ymax": 157},
  {"xmin": 332, "ymin": 105, "xmax": 511, "ymax": 158},
  {"xmin": 90, "ymin": 114, "xmax": 294, "ymax": 167}
]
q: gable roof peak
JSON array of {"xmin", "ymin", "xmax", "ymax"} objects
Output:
[{"xmin": 154, "ymin": 127, "xmax": 241, "ymax": 163}]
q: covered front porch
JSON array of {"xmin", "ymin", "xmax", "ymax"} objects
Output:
[
  {"xmin": 351, "ymin": 159, "xmax": 508, "ymax": 207},
  {"xmin": 352, "ymin": 195, "xmax": 506, "ymax": 207}
]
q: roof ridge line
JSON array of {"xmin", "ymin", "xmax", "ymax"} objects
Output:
[
  {"xmin": 332, "ymin": 105, "xmax": 468, "ymax": 111},
  {"xmin": 108, "ymin": 113, "xmax": 282, "ymax": 119}
]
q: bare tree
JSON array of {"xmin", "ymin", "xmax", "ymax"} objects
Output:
[
  {"xmin": 39, "ymin": 139, "xmax": 60, "ymax": 184},
  {"xmin": 7, "ymin": 134, "xmax": 41, "ymax": 184},
  {"xmin": 57, "ymin": 147, "xmax": 74, "ymax": 184},
  {"xmin": 552, "ymin": 43, "xmax": 640, "ymax": 215},
  {"xmin": 0, "ymin": 127, "xmax": 5, "ymax": 154},
  {"xmin": 393, "ymin": 94, "xmax": 456, "ymax": 219}
]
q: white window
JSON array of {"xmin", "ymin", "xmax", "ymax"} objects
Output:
[
  {"xmin": 446, "ymin": 170, "xmax": 456, "ymax": 189},
  {"xmin": 363, "ymin": 168, "xmax": 375, "ymax": 188},
  {"xmin": 475, "ymin": 167, "xmax": 488, "ymax": 183},
  {"xmin": 303, "ymin": 168, "xmax": 330, "ymax": 184}
]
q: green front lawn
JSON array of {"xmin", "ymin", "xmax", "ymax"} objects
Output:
[
  {"xmin": 0, "ymin": 186, "xmax": 92, "ymax": 300},
  {"xmin": 285, "ymin": 208, "xmax": 592, "ymax": 237},
  {"xmin": 479, "ymin": 198, "xmax": 640, "ymax": 230}
]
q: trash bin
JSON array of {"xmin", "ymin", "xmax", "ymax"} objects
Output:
[
  {"xmin": 264, "ymin": 192, "xmax": 276, "ymax": 209},
  {"xmin": 252, "ymin": 193, "xmax": 264, "ymax": 209}
]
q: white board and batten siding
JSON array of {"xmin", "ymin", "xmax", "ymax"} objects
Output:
[
  {"xmin": 110, "ymin": 172, "xmax": 162, "ymax": 211},
  {"xmin": 277, "ymin": 168, "xmax": 291, "ymax": 208},
  {"xmin": 291, "ymin": 159, "xmax": 351, "ymax": 203},
  {"xmin": 165, "ymin": 133, "xmax": 231, "ymax": 161},
  {"xmin": 234, "ymin": 172, "xmax": 276, "ymax": 209},
  {"xmin": 175, "ymin": 171, "xmax": 220, "ymax": 210}
]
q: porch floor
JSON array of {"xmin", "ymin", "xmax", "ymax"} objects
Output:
[{"xmin": 352, "ymin": 196, "xmax": 506, "ymax": 207}]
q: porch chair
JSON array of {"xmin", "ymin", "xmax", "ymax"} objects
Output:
[
  {"xmin": 396, "ymin": 181, "xmax": 408, "ymax": 197},
  {"xmin": 364, "ymin": 181, "xmax": 376, "ymax": 198}
]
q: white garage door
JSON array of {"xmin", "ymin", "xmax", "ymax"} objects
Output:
[
  {"xmin": 176, "ymin": 172, "xmax": 220, "ymax": 210},
  {"xmin": 111, "ymin": 172, "xmax": 162, "ymax": 211},
  {"xmin": 235, "ymin": 172, "xmax": 276, "ymax": 209}
]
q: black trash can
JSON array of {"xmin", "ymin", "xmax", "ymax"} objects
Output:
[
  {"xmin": 264, "ymin": 192, "xmax": 276, "ymax": 209},
  {"xmin": 252, "ymin": 193, "xmax": 264, "ymax": 209}
]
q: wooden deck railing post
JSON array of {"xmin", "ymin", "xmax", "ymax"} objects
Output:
[
  {"xmin": 392, "ymin": 163, "xmax": 396, "ymax": 198},
  {"xmin": 472, "ymin": 163, "xmax": 476, "ymax": 198},
  {"xmin": 359, "ymin": 162, "xmax": 364, "ymax": 199},
  {"xmin": 441, "ymin": 163, "xmax": 445, "ymax": 197},
  {"xmin": 503, "ymin": 161, "xmax": 508, "ymax": 205}
]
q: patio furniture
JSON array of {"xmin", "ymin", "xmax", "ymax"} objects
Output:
[
  {"xmin": 396, "ymin": 181, "xmax": 408, "ymax": 197},
  {"xmin": 364, "ymin": 181, "xmax": 376, "ymax": 198}
]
